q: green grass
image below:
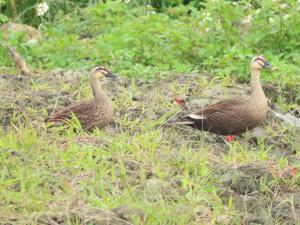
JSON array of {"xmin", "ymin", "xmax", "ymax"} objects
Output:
[
  {"xmin": 1, "ymin": 71, "xmax": 300, "ymax": 224},
  {"xmin": 1, "ymin": 1, "xmax": 300, "ymax": 224}
]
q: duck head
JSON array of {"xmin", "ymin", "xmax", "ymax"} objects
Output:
[
  {"xmin": 91, "ymin": 66, "xmax": 117, "ymax": 79},
  {"xmin": 250, "ymin": 55, "xmax": 275, "ymax": 71}
]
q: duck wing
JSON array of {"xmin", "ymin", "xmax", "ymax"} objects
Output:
[
  {"xmin": 45, "ymin": 100, "xmax": 95, "ymax": 126},
  {"xmin": 192, "ymin": 97, "xmax": 248, "ymax": 117},
  {"xmin": 179, "ymin": 97, "xmax": 250, "ymax": 135}
]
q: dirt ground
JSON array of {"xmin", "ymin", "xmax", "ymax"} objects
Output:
[{"xmin": 0, "ymin": 70, "xmax": 299, "ymax": 224}]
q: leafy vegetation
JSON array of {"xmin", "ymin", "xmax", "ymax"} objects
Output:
[
  {"xmin": 2, "ymin": 0, "xmax": 300, "ymax": 102},
  {"xmin": 2, "ymin": 0, "xmax": 300, "ymax": 88},
  {"xmin": 0, "ymin": 0, "xmax": 300, "ymax": 224}
]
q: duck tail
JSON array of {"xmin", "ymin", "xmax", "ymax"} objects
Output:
[
  {"xmin": 168, "ymin": 113, "xmax": 207, "ymax": 129},
  {"xmin": 167, "ymin": 114, "xmax": 198, "ymax": 126},
  {"xmin": 172, "ymin": 120, "xmax": 195, "ymax": 125},
  {"xmin": 44, "ymin": 115, "xmax": 56, "ymax": 123},
  {"xmin": 44, "ymin": 114, "xmax": 65, "ymax": 125}
]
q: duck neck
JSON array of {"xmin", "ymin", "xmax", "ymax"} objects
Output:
[
  {"xmin": 89, "ymin": 75, "xmax": 108, "ymax": 101},
  {"xmin": 250, "ymin": 69, "xmax": 265, "ymax": 98}
]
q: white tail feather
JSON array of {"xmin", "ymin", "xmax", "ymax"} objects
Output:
[
  {"xmin": 188, "ymin": 114, "xmax": 206, "ymax": 120},
  {"xmin": 173, "ymin": 121, "xmax": 195, "ymax": 125}
]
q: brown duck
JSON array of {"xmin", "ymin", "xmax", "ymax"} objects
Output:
[
  {"xmin": 177, "ymin": 56, "xmax": 275, "ymax": 138},
  {"xmin": 45, "ymin": 66, "xmax": 116, "ymax": 131}
]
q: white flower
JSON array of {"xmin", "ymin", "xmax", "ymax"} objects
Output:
[
  {"xmin": 27, "ymin": 39, "xmax": 38, "ymax": 45},
  {"xmin": 245, "ymin": 3, "xmax": 252, "ymax": 9},
  {"xmin": 201, "ymin": 14, "xmax": 212, "ymax": 23},
  {"xmin": 204, "ymin": 16, "xmax": 212, "ymax": 22},
  {"xmin": 283, "ymin": 14, "xmax": 289, "ymax": 20},
  {"xmin": 232, "ymin": 2, "xmax": 238, "ymax": 6},
  {"xmin": 202, "ymin": 13, "xmax": 212, "ymax": 22},
  {"xmin": 269, "ymin": 17, "xmax": 274, "ymax": 24},
  {"xmin": 205, "ymin": 28, "xmax": 211, "ymax": 33},
  {"xmin": 242, "ymin": 15, "xmax": 252, "ymax": 24},
  {"xmin": 36, "ymin": 2, "xmax": 49, "ymax": 17},
  {"xmin": 124, "ymin": 0, "xmax": 130, "ymax": 3},
  {"xmin": 280, "ymin": 4, "xmax": 288, "ymax": 9},
  {"xmin": 255, "ymin": 9, "xmax": 261, "ymax": 15}
]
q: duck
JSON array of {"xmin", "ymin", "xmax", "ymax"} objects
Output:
[
  {"xmin": 45, "ymin": 66, "xmax": 116, "ymax": 131},
  {"xmin": 176, "ymin": 56, "xmax": 275, "ymax": 139}
]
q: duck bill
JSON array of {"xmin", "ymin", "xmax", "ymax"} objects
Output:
[
  {"xmin": 107, "ymin": 72, "xmax": 118, "ymax": 78},
  {"xmin": 263, "ymin": 61, "xmax": 273, "ymax": 70}
]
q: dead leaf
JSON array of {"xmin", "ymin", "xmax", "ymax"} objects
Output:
[
  {"xmin": 279, "ymin": 165, "xmax": 300, "ymax": 178},
  {"xmin": 174, "ymin": 98, "xmax": 186, "ymax": 106}
]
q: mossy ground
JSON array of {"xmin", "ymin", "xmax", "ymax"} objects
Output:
[{"xmin": 0, "ymin": 70, "xmax": 299, "ymax": 224}]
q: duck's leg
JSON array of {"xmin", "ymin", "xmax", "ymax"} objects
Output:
[{"xmin": 226, "ymin": 135, "xmax": 234, "ymax": 142}]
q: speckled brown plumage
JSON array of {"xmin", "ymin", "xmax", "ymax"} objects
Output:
[
  {"xmin": 177, "ymin": 56, "xmax": 275, "ymax": 135},
  {"xmin": 45, "ymin": 66, "xmax": 115, "ymax": 131}
]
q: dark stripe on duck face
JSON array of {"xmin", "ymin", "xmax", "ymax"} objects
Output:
[
  {"xmin": 256, "ymin": 57, "xmax": 272, "ymax": 69},
  {"xmin": 256, "ymin": 57, "xmax": 266, "ymax": 63},
  {"xmin": 91, "ymin": 66, "xmax": 109, "ymax": 74},
  {"xmin": 255, "ymin": 57, "xmax": 268, "ymax": 68},
  {"xmin": 92, "ymin": 67, "xmax": 113, "ymax": 77},
  {"xmin": 257, "ymin": 56, "xmax": 272, "ymax": 67}
]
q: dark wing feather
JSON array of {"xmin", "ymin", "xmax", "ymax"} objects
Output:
[
  {"xmin": 181, "ymin": 97, "xmax": 249, "ymax": 135},
  {"xmin": 193, "ymin": 97, "xmax": 248, "ymax": 117},
  {"xmin": 45, "ymin": 100, "xmax": 95, "ymax": 125}
]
